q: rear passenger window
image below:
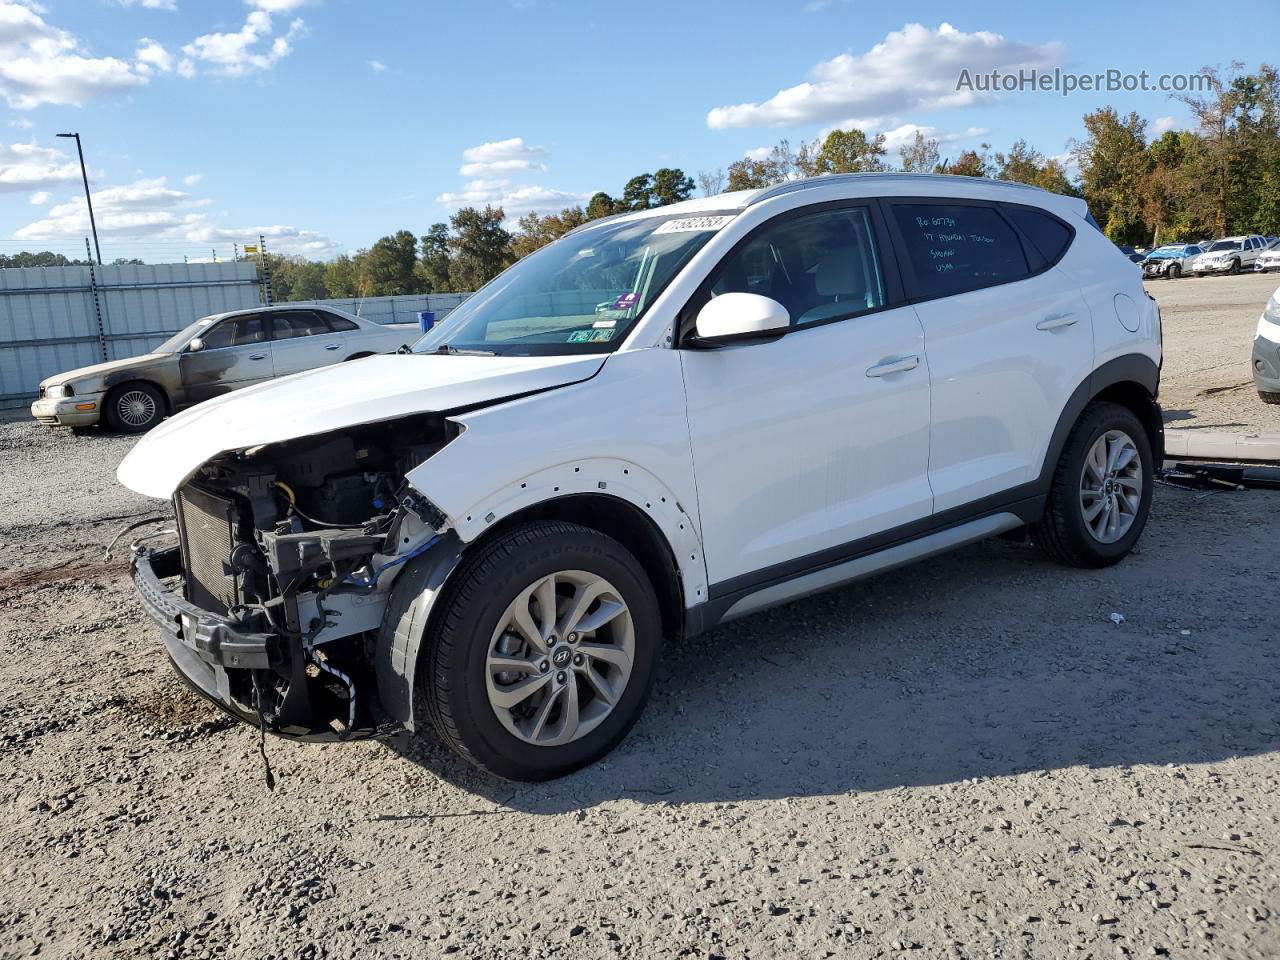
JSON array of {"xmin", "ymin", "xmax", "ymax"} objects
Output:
[
  {"xmin": 326, "ymin": 315, "xmax": 359, "ymax": 332},
  {"xmin": 890, "ymin": 202, "xmax": 1029, "ymax": 298},
  {"xmin": 1004, "ymin": 206, "xmax": 1073, "ymax": 268}
]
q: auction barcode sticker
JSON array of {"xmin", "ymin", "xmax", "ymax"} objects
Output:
[{"xmin": 652, "ymin": 215, "xmax": 736, "ymax": 234}]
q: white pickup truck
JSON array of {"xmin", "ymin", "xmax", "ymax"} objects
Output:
[{"xmin": 33, "ymin": 305, "xmax": 420, "ymax": 433}]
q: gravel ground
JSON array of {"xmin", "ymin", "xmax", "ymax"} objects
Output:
[{"xmin": 1, "ymin": 276, "xmax": 1278, "ymax": 960}]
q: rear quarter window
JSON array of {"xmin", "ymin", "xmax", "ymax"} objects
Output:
[
  {"xmin": 1003, "ymin": 205, "xmax": 1073, "ymax": 269},
  {"xmin": 890, "ymin": 201, "xmax": 1030, "ymax": 299}
]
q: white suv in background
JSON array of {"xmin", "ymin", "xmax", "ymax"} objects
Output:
[
  {"xmin": 119, "ymin": 174, "xmax": 1163, "ymax": 780},
  {"xmin": 1191, "ymin": 235, "xmax": 1268, "ymax": 275}
]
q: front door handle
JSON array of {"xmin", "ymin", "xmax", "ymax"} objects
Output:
[
  {"xmin": 248, "ymin": 353, "xmax": 267, "ymax": 361},
  {"xmin": 866, "ymin": 355, "xmax": 920, "ymax": 378},
  {"xmin": 325, "ymin": 343, "xmax": 342, "ymax": 351},
  {"xmin": 1036, "ymin": 312, "xmax": 1079, "ymax": 331}
]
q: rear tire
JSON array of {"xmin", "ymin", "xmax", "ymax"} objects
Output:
[
  {"xmin": 1260, "ymin": 391, "xmax": 1280, "ymax": 405},
  {"xmin": 104, "ymin": 382, "xmax": 165, "ymax": 433},
  {"xmin": 419, "ymin": 521, "xmax": 662, "ymax": 781},
  {"xmin": 1031, "ymin": 402, "xmax": 1154, "ymax": 568}
]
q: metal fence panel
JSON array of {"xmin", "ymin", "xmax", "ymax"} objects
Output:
[
  {"xmin": 1, "ymin": 262, "xmax": 261, "ymax": 406},
  {"xmin": 0, "ymin": 263, "xmax": 472, "ymax": 409}
]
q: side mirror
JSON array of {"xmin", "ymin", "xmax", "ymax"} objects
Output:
[
  {"xmin": 188, "ymin": 337, "xmax": 205, "ymax": 353},
  {"xmin": 694, "ymin": 293, "xmax": 790, "ymax": 343}
]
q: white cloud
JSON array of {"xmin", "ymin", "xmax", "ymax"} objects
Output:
[
  {"xmin": 878, "ymin": 123, "xmax": 988, "ymax": 154},
  {"xmin": 368, "ymin": 59, "xmax": 388, "ymax": 72},
  {"xmin": 744, "ymin": 146, "xmax": 773, "ymax": 161},
  {"xmin": 10, "ymin": 116, "xmax": 33, "ymax": 129},
  {"xmin": 1152, "ymin": 115, "xmax": 1177, "ymax": 135},
  {"xmin": 135, "ymin": 38, "xmax": 172, "ymax": 74},
  {"xmin": 0, "ymin": 0, "xmax": 165, "ymax": 108},
  {"xmin": 246, "ymin": 0, "xmax": 309, "ymax": 10},
  {"xmin": 706, "ymin": 23, "xmax": 1064, "ymax": 129},
  {"xmin": 435, "ymin": 178, "xmax": 589, "ymax": 218},
  {"xmin": 28, "ymin": 189, "xmax": 48, "ymax": 204},
  {"xmin": 459, "ymin": 137, "xmax": 548, "ymax": 177},
  {"xmin": 184, "ymin": 221, "xmax": 336, "ymax": 257},
  {"xmin": 181, "ymin": 10, "xmax": 305, "ymax": 77},
  {"xmin": 14, "ymin": 174, "xmax": 337, "ymax": 256},
  {"xmin": 182, "ymin": 173, "xmax": 202, "ymax": 186},
  {"xmin": 118, "ymin": 0, "xmax": 178, "ymax": 9},
  {"xmin": 0, "ymin": 141, "xmax": 81, "ymax": 192}
]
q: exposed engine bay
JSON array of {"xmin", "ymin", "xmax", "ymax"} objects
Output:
[{"xmin": 149, "ymin": 413, "xmax": 458, "ymax": 739}]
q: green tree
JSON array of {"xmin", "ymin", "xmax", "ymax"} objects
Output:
[
  {"xmin": 942, "ymin": 146, "xmax": 992, "ymax": 178},
  {"xmin": 586, "ymin": 192, "xmax": 619, "ymax": 220},
  {"xmin": 289, "ymin": 260, "xmax": 327, "ymax": 300},
  {"xmin": 447, "ymin": 205, "xmax": 513, "ymax": 291},
  {"xmin": 418, "ymin": 223, "xmax": 452, "ymax": 292},
  {"xmin": 814, "ymin": 129, "xmax": 889, "ymax": 174},
  {"xmin": 0, "ymin": 251, "xmax": 90, "ymax": 267},
  {"xmin": 651, "ymin": 168, "xmax": 695, "ymax": 206},
  {"xmin": 323, "ymin": 254, "xmax": 360, "ymax": 298},
  {"xmin": 512, "ymin": 206, "xmax": 588, "ymax": 258},
  {"xmin": 1071, "ymin": 108, "xmax": 1151, "ymax": 244},
  {"xmin": 357, "ymin": 229, "xmax": 422, "ymax": 297},
  {"xmin": 899, "ymin": 130, "xmax": 941, "ymax": 173},
  {"xmin": 993, "ymin": 139, "xmax": 1076, "ymax": 195},
  {"xmin": 621, "ymin": 174, "xmax": 656, "ymax": 210}
]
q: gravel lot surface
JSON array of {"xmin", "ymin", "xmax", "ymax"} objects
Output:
[{"xmin": 1, "ymin": 275, "xmax": 1278, "ymax": 960}]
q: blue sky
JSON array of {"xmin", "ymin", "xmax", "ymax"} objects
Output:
[{"xmin": 1, "ymin": 0, "xmax": 1277, "ymax": 262}]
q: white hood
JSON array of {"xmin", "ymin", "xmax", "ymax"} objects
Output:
[{"xmin": 116, "ymin": 352, "xmax": 605, "ymax": 499}]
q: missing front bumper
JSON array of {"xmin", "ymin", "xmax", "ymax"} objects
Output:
[{"xmin": 130, "ymin": 545, "xmax": 381, "ymax": 741}]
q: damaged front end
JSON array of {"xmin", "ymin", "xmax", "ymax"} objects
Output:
[{"xmin": 130, "ymin": 414, "xmax": 455, "ymax": 740}]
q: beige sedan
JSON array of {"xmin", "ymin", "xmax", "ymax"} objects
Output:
[{"xmin": 32, "ymin": 305, "xmax": 418, "ymax": 433}]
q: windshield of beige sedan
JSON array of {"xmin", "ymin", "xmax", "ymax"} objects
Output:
[
  {"xmin": 413, "ymin": 212, "xmax": 735, "ymax": 356},
  {"xmin": 156, "ymin": 315, "xmax": 218, "ymax": 353}
]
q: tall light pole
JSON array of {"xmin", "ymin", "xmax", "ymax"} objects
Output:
[{"xmin": 56, "ymin": 132, "xmax": 101, "ymax": 265}]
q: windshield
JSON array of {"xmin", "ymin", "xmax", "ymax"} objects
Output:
[
  {"xmin": 1207, "ymin": 240, "xmax": 1241, "ymax": 252},
  {"xmin": 413, "ymin": 212, "xmax": 734, "ymax": 356},
  {"xmin": 155, "ymin": 315, "xmax": 219, "ymax": 353},
  {"xmin": 1148, "ymin": 246, "xmax": 1187, "ymax": 259}
]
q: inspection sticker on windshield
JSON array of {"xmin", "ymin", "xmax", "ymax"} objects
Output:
[{"xmin": 652, "ymin": 215, "xmax": 735, "ymax": 234}]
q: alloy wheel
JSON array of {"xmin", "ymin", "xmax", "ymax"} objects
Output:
[
  {"xmin": 1079, "ymin": 429, "xmax": 1143, "ymax": 544},
  {"xmin": 485, "ymin": 570, "xmax": 635, "ymax": 746},
  {"xmin": 117, "ymin": 389, "xmax": 158, "ymax": 428}
]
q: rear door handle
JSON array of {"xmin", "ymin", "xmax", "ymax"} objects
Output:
[
  {"xmin": 325, "ymin": 342, "xmax": 342, "ymax": 351},
  {"xmin": 1036, "ymin": 312, "xmax": 1078, "ymax": 331},
  {"xmin": 248, "ymin": 353, "xmax": 267, "ymax": 361},
  {"xmin": 865, "ymin": 355, "xmax": 920, "ymax": 378}
]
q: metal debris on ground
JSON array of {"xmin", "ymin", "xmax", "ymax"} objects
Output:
[{"xmin": 1157, "ymin": 463, "xmax": 1280, "ymax": 492}]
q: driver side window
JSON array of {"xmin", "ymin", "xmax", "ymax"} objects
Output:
[
  {"xmin": 200, "ymin": 314, "xmax": 266, "ymax": 349},
  {"xmin": 707, "ymin": 206, "xmax": 886, "ymax": 329}
]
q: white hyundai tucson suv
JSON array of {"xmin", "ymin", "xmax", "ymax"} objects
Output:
[{"xmin": 118, "ymin": 174, "xmax": 1163, "ymax": 781}]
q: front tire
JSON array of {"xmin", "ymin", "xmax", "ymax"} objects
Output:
[
  {"xmin": 1169, "ymin": 263, "xmax": 1181, "ymax": 279},
  {"xmin": 420, "ymin": 521, "xmax": 662, "ymax": 780},
  {"xmin": 104, "ymin": 382, "xmax": 165, "ymax": 433},
  {"xmin": 1031, "ymin": 402, "xmax": 1154, "ymax": 568}
]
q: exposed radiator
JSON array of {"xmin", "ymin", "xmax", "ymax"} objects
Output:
[{"xmin": 175, "ymin": 484, "xmax": 239, "ymax": 614}]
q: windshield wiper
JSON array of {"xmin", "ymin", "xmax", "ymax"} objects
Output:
[{"xmin": 428, "ymin": 344, "xmax": 496, "ymax": 356}]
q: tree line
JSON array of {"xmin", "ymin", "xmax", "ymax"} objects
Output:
[{"xmin": 9, "ymin": 63, "xmax": 1277, "ymax": 294}]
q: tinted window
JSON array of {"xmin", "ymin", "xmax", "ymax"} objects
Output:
[
  {"xmin": 326, "ymin": 314, "xmax": 359, "ymax": 332},
  {"xmin": 1004, "ymin": 206, "xmax": 1072, "ymax": 268},
  {"xmin": 273, "ymin": 310, "xmax": 332, "ymax": 339},
  {"xmin": 891, "ymin": 202, "xmax": 1029, "ymax": 298},
  {"xmin": 707, "ymin": 206, "xmax": 885, "ymax": 328},
  {"xmin": 200, "ymin": 314, "xmax": 266, "ymax": 349}
]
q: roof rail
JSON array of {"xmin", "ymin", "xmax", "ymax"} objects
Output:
[{"xmin": 747, "ymin": 172, "xmax": 1049, "ymax": 206}]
